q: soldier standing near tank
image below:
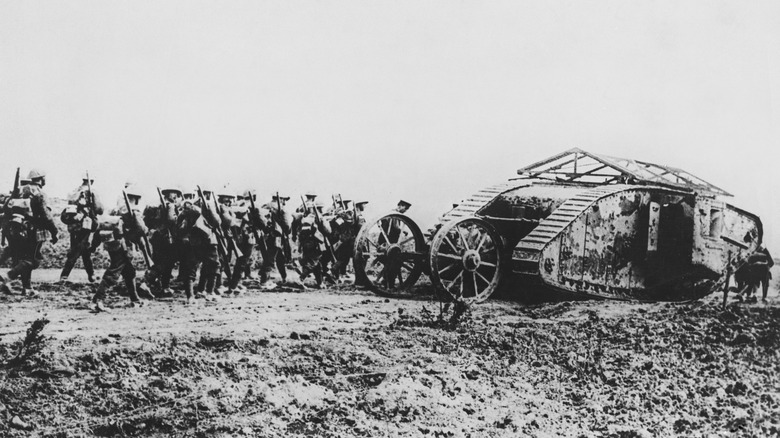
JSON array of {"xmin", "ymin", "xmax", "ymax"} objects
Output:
[
  {"xmin": 260, "ymin": 193, "xmax": 292, "ymax": 289},
  {"xmin": 90, "ymin": 188, "xmax": 154, "ymax": 311},
  {"xmin": 0, "ymin": 169, "xmax": 58, "ymax": 296},
  {"xmin": 59, "ymin": 173, "xmax": 103, "ymax": 283}
]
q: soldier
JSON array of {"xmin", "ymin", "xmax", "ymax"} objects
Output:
[
  {"xmin": 0, "ymin": 169, "xmax": 58, "ymax": 296},
  {"xmin": 227, "ymin": 192, "xmax": 267, "ymax": 295},
  {"xmin": 330, "ymin": 205, "xmax": 359, "ymax": 279},
  {"xmin": 192, "ymin": 187, "xmax": 222, "ymax": 301},
  {"xmin": 143, "ymin": 186, "xmax": 182, "ymax": 297},
  {"xmin": 59, "ymin": 174, "xmax": 104, "ymax": 283},
  {"xmin": 395, "ymin": 200, "xmax": 411, "ymax": 214},
  {"xmin": 296, "ymin": 190, "xmax": 318, "ymax": 214},
  {"xmin": 174, "ymin": 198, "xmax": 219, "ymax": 304},
  {"xmin": 260, "ymin": 193, "xmax": 292, "ymax": 289},
  {"xmin": 215, "ymin": 188, "xmax": 240, "ymax": 293},
  {"xmin": 295, "ymin": 203, "xmax": 331, "ymax": 288},
  {"xmin": 90, "ymin": 188, "xmax": 154, "ymax": 311}
]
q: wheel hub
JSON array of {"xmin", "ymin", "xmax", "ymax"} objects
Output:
[
  {"xmin": 386, "ymin": 244, "xmax": 403, "ymax": 265},
  {"xmin": 462, "ymin": 250, "xmax": 481, "ymax": 272}
]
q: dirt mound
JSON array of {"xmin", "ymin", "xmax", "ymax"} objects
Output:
[{"xmin": 1, "ymin": 278, "xmax": 779, "ymax": 437}]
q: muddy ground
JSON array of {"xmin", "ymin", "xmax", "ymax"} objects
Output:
[{"xmin": 1, "ymin": 268, "xmax": 779, "ymax": 438}]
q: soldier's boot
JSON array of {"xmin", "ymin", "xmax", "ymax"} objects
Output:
[
  {"xmin": 93, "ymin": 300, "xmax": 107, "ymax": 312},
  {"xmin": 184, "ymin": 282, "xmax": 196, "ymax": 305},
  {"xmin": 137, "ymin": 282, "xmax": 156, "ymax": 300},
  {"xmin": 0, "ymin": 275, "xmax": 12, "ymax": 295}
]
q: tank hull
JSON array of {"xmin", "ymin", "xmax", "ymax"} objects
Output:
[{"xmin": 511, "ymin": 185, "xmax": 762, "ymax": 301}]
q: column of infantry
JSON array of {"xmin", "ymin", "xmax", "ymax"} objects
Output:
[{"xmin": 0, "ymin": 169, "xmax": 399, "ymax": 312}]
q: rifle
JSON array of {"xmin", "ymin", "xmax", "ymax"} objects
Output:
[
  {"xmin": 157, "ymin": 187, "xmax": 167, "ymax": 210},
  {"xmin": 246, "ymin": 192, "xmax": 266, "ymax": 253},
  {"xmin": 302, "ymin": 195, "xmax": 336, "ymax": 262},
  {"xmin": 337, "ymin": 194, "xmax": 346, "ymax": 210},
  {"xmin": 11, "ymin": 167, "xmax": 20, "ymax": 198},
  {"xmin": 122, "ymin": 190, "xmax": 152, "ymax": 269},
  {"xmin": 85, "ymin": 171, "xmax": 95, "ymax": 218},
  {"xmin": 276, "ymin": 192, "xmax": 292, "ymax": 263},
  {"xmin": 211, "ymin": 194, "xmax": 243, "ymax": 259},
  {"xmin": 0, "ymin": 168, "xmax": 19, "ymax": 247},
  {"xmin": 157, "ymin": 187, "xmax": 174, "ymax": 245},
  {"xmin": 197, "ymin": 186, "xmax": 233, "ymax": 279}
]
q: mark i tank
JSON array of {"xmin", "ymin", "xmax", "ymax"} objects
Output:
[{"xmin": 353, "ymin": 148, "xmax": 763, "ymax": 304}]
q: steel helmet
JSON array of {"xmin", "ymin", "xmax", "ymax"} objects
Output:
[
  {"xmin": 124, "ymin": 185, "xmax": 143, "ymax": 199},
  {"xmin": 27, "ymin": 169, "xmax": 46, "ymax": 180},
  {"xmin": 161, "ymin": 185, "xmax": 183, "ymax": 197}
]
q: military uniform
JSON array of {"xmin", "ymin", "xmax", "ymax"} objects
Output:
[
  {"xmin": 143, "ymin": 187, "xmax": 181, "ymax": 295},
  {"xmin": 91, "ymin": 194, "xmax": 152, "ymax": 310},
  {"xmin": 176, "ymin": 199, "xmax": 219, "ymax": 303},
  {"xmin": 294, "ymin": 208, "xmax": 331, "ymax": 287},
  {"xmin": 0, "ymin": 170, "xmax": 58, "ymax": 296},
  {"xmin": 59, "ymin": 178, "xmax": 104, "ymax": 282},
  {"xmin": 193, "ymin": 190, "xmax": 222, "ymax": 300},
  {"xmin": 260, "ymin": 195, "xmax": 292, "ymax": 287},
  {"xmin": 228, "ymin": 200, "xmax": 267, "ymax": 294}
]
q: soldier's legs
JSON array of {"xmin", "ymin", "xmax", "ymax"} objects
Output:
[
  {"xmin": 761, "ymin": 271, "xmax": 770, "ymax": 301},
  {"xmin": 196, "ymin": 245, "xmax": 219, "ymax": 294},
  {"xmin": 8, "ymin": 239, "xmax": 41, "ymax": 292},
  {"xmin": 275, "ymin": 249, "xmax": 287, "ymax": 282},
  {"xmin": 179, "ymin": 246, "xmax": 199, "ymax": 299},
  {"xmin": 60, "ymin": 232, "xmax": 84, "ymax": 279},
  {"xmin": 92, "ymin": 248, "xmax": 131, "ymax": 304},
  {"xmin": 261, "ymin": 242, "xmax": 278, "ymax": 282},
  {"xmin": 230, "ymin": 244, "xmax": 253, "ymax": 290}
]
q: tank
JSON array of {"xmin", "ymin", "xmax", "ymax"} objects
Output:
[{"xmin": 353, "ymin": 148, "xmax": 763, "ymax": 303}]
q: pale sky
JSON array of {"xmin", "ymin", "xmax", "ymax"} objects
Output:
[{"xmin": 1, "ymin": 1, "xmax": 779, "ymax": 248}]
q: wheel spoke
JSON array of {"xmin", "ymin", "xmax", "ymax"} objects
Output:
[
  {"xmin": 402, "ymin": 251, "xmax": 425, "ymax": 260},
  {"xmin": 379, "ymin": 226, "xmax": 392, "ymax": 247},
  {"xmin": 476, "ymin": 233, "xmax": 488, "ymax": 253},
  {"xmin": 443, "ymin": 235, "xmax": 459, "ymax": 253},
  {"xmin": 445, "ymin": 271, "xmax": 463, "ymax": 293},
  {"xmin": 455, "ymin": 225, "xmax": 470, "ymax": 250},
  {"xmin": 366, "ymin": 237, "xmax": 382, "ymax": 250},
  {"xmin": 438, "ymin": 263, "xmax": 458, "ymax": 276},
  {"xmin": 437, "ymin": 253, "xmax": 461, "ymax": 261},
  {"xmin": 401, "ymin": 261, "xmax": 415, "ymax": 272},
  {"xmin": 476, "ymin": 271, "xmax": 491, "ymax": 286},
  {"xmin": 472, "ymin": 271, "xmax": 478, "ymax": 296},
  {"xmin": 479, "ymin": 261, "xmax": 496, "ymax": 268},
  {"xmin": 398, "ymin": 235, "xmax": 415, "ymax": 246}
]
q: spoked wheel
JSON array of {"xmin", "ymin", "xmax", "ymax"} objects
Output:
[
  {"xmin": 353, "ymin": 213, "xmax": 427, "ymax": 298},
  {"xmin": 429, "ymin": 217, "xmax": 503, "ymax": 304}
]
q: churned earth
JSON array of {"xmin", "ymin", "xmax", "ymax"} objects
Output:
[{"xmin": 1, "ymin": 268, "xmax": 779, "ymax": 437}]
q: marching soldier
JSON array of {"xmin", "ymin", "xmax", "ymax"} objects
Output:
[
  {"xmin": 59, "ymin": 174, "xmax": 104, "ymax": 283},
  {"xmin": 294, "ymin": 203, "xmax": 331, "ymax": 288},
  {"xmin": 90, "ymin": 187, "xmax": 154, "ymax": 311},
  {"xmin": 330, "ymin": 203, "xmax": 361, "ymax": 279},
  {"xmin": 0, "ymin": 169, "xmax": 59, "ymax": 296},
  {"xmin": 260, "ymin": 193, "xmax": 292, "ymax": 289},
  {"xmin": 175, "ymin": 198, "xmax": 219, "ymax": 304},
  {"xmin": 227, "ymin": 192, "xmax": 267, "ymax": 295},
  {"xmin": 193, "ymin": 187, "xmax": 222, "ymax": 301},
  {"xmin": 296, "ymin": 190, "xmax": 318, "ymax": 214},
  {"xmin": 215, "ymin": 188, "xmax": 239, "ymax": 293},
  {"xmin": 143, "ymin": 186, "xmax": 182, "ymax": 297}
]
